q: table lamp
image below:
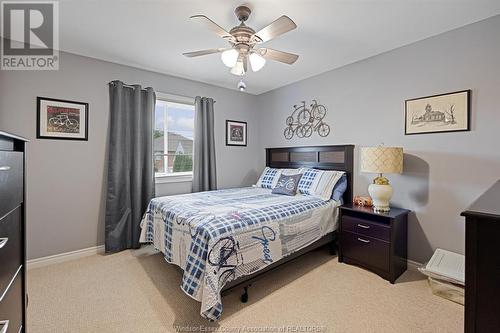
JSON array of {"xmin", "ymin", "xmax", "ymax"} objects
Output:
[{"xmin": 360, "ymin": 146, "xmax": 403, "ymax": 212}]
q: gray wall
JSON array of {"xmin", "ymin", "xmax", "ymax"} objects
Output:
[
  {"xmin": 0, "ymin": 50, "xmax": 261, "ymax": 259},
  {"xmin": 256, "ymin": 15, "xmax": 500, "ymax": 263},
  {"xmin": 1, "ymin": 15, "xmax": 499, "ymax": 262}
]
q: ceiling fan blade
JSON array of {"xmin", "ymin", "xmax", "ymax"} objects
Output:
[
  {"xmin": 183, "ymin": 48, "xmax": 226, "ymax": 58},
  {"xmin": 257, "ymin": 48, "xmax": 299, "ymax": 64},
  {"xmin": 254, "ymin": 15, "xmax": 297, "ymax": 43},
  {"xmin": 243, "ymin": 56, "xmax": 248, "ymax": 73},
  {"xmin": 190, "ymin": 15, "xmax": 232, "ymax": 39}
]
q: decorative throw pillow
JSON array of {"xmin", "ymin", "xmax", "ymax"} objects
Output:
[
  {"xmin": 256, "ymin": 167, "xmax": 282, "ymax": 189},
  {"xmin": 272, "ymin": 174, "xmax": 303, "ymax": 196},
  {"xmin": 298, "ymin": 168, "xmax": 345, "ymax": 201}
]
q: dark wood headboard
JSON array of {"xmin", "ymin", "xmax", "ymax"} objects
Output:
[{"xmin": 265, "ymin": 145, "xmax": 354, "ymax": 204}]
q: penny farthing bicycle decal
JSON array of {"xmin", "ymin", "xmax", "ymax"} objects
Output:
[{"xmin": 283, "ymin": 100, "xmax": 331, "ymax": 139}]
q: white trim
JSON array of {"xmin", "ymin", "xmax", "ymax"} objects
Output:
[
  {"xmin": 407, "ymin": 258, "xmax": 423, "ymax": 272},
  {"xmin": 156, "ymin": 91, "xmax": 194, "ymax": 105},
  {"xmin": 155, "ymin": 172, "xmax": 193, "ymax": 184},
  {"xmin": 26, "ymin": 244, "xmax": 424, "ymax": 275},
  {"xmin": 27, "ymin": 245, "xmax": 105, "ymax": 270}
]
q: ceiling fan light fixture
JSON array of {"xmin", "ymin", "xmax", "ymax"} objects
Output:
[
  {"xmin": 249, "ymin": 52, "xmax": 266, "ymax": 72},
  {"xmin": 230, "ymin": 60, "xmax": 246, "ymax": 76},
  {"xmin": 221, "ymin": 49, "xmax": 239, "ymax": 67}
]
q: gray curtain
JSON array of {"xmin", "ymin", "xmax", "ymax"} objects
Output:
[
  {"xmin": 192, "ymin": 96, "xmax": 217, "ymax": 192},
  {"xmin": 105, "ymin": 81, "xmax": 156, "ymax": 253}
]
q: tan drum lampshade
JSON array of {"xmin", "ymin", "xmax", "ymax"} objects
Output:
[{"xmin": 360, "ymin": 146, "xmax": 403, "ymax": 174}]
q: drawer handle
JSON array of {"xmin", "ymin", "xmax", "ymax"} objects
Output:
[
  {"xmin": 0, "ymin": 166, "xmax": 11, "ymax": 171},
  {"xmin": 0, "ymin": 320, "xmax": 9, "ymax": 333},
  {"xmin": 357, "ymin": 237, "xmax": 370, "ymax": 243},
  {"xmin": 357, "ymin": 223, "xmax": 370, "ymax": 229},
  {"xmin": 0, "ymin": 238, "xmax": 8, "ymax": 249}
]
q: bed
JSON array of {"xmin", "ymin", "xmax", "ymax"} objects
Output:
[{"xmin": 139, "ymin": 145, "xmax": 354, "ymax": 320}]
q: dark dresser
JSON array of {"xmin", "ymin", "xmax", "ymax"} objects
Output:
[
  {"xmin": 461, "ymin": 180, "xmax": 500, "ymax": 333},
  {"xmin": 339, "ymin": 204, "xmax": 409, "ymax": 283},
  {"xmin": 0, "ymin": 131, "xmax": 28, "ymax": 333}
]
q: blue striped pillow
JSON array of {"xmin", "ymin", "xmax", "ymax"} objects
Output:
[{"xmin": 297, "ymin": 168, "xmax": 322, "ymax": 195}]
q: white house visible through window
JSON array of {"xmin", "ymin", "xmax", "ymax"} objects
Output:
[{"xmin": 154, "ymin": 96, "xmax": 195, "ymax": 177}]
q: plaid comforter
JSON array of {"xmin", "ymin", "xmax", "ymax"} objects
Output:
[{"xmin": 139, "ymin": 187, "xmax": 339, "ymax": 320}]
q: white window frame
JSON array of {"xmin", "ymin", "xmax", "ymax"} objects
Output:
[{"xmin": 154, "ymin": 92, "xmax": 195, "ymax": 183}]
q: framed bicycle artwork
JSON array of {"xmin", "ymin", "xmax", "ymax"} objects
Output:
[{"xmin": 37, "ymin": 97, "xmax": 89, "ymax": 141}]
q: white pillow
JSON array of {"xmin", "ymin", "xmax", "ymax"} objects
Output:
[
  {"xmin": 297, "ymin": 168, "xmax": 345, "ymax": 200},
  {"xmin": 280, "ymin": 168, "xmax": 302, "ymax": 176}
]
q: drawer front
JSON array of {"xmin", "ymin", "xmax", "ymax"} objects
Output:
[
  {"xmin": 0, "ymin": 152, "xmax": 23, "ymax": 219},
  {"xmin": 0, "ymin": 270, "xmax": 23, "ymax": 333},
  {"xmin": 341, "ymin": 230, "xmax": 390, "ymax": 272},
  {"xmin": 342, "ymin": 215, "xmax": 390, "ymax": 241},
  {"xmin": 0, "ymin": 207, "xmax": 22, "ymax": 296}
]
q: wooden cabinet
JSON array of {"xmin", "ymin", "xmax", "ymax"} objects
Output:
[
  {"xmin": 339, "ymin": 204, "xmax": 409, "ymax": 283},
  {"xmin": 0, "ymin": 131, "xmax": 28, "ymax": 333},
  {"xmin": 461, "ymin": 180, "xmax": 500, "ymax": 333}
]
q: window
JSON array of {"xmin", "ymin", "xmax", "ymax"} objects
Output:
[{"xmin": 154, "ymin": 94, "xmax": 195, "ymax": 178}]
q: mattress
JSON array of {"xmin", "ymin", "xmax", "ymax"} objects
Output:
[{"xmin": 139, "ymin": 186, "xmax": 340, "ymax": 320}]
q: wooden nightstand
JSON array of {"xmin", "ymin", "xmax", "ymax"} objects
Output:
[{"xmin": 338, "ymin": 204, "xmax": 409, "ymax": 283}]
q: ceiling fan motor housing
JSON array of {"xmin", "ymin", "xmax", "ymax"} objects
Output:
[
  {"xmin": 229, "ymin": 25, "xmax": 256, "ymax": 45},
  {"xmin": 235, "ymin": 5, "xmax": 251, "ymax": 22}
]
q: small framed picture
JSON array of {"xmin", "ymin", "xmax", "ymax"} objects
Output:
[
  {"xmin": 37, "ymin": 97, "xmax": 89, "ymax": 140},
  {"xmin": 226, "ymin": 120, "xmax": 247, "ymax": 146},
  {"xmin": 405, "ymin": 90, "xmax": 470, "ymax": 135}
]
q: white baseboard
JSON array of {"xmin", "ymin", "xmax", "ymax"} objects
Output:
[
  {"xmin": 27, "ymin": 245, "xmax": 105, "ymax": 270},
  {"xmin": 26, "ymin": 244, "xmax": 423, "ymax": 273},
  {"xmin": 407, "ymin": 259, "xmax": 423, "ymax": 272}
]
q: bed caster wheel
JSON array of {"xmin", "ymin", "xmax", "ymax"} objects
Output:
[{"xmin": 241, "ymin": 286, "xmax": 249, "ymax": 303}]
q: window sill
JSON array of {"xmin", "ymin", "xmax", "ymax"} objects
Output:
[{"xmin": 155, "ymin": 172, "xmax": 193, "ymax": 184}]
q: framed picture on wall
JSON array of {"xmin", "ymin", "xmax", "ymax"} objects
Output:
[
  {"xmin": 37, "ymin": 97, "xmax": 89, "ymax": 140},
  {"xmin": 226, "ymin": 120, "xmax": 247, "ymax": 146},
  {"xmin": 405, "ymin": 90, "xmax": 471, "ymax": 135}
]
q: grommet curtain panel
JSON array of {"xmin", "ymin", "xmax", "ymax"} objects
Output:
[
  {"xmin": 105, "ymin": 81, "xmax": 156, "ymax": 253},
  {"xmin": 192, "ymin": 96, "xmax": 217, "ymax": 192}
]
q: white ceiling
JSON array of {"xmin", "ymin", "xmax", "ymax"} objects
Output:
[{"xmin": 55, "ymin": 0, "xmax": 500, "ymax": 94}]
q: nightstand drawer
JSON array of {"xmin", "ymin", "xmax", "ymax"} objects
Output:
[
  {"xmin": 341, "ymin": 230, "xmax": 390, "ymax": 272},
  {"xmin": 342, "ymin": 215, "xmax": 390, "ymax": 241}
]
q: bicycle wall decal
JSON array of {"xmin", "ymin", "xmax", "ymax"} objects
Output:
[{"xmin": 283, "ymin": 100, "xmax": 331, "ymax": 140}]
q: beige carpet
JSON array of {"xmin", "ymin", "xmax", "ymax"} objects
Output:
[{"xmin": 27, "ymin": 247, "xmax": 463, "ymax": 333}]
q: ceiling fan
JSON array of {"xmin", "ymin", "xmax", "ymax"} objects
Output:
[{"xmin": 183, "ymin": 5, "xmax": 299, "ymax": 77}]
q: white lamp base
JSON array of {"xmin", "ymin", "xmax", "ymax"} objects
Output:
[{"xmin": 368, "ymin": 183, "xmax": 393, "ymax": 212}]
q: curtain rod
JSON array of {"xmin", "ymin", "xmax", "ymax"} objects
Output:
[
  {"xmin": 110, "ymin": 80, "xmax": 216, "ymax": 103},
  {"xmin": 109, "ymin": 80, "xmax": 153, "ymax": 91}
]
